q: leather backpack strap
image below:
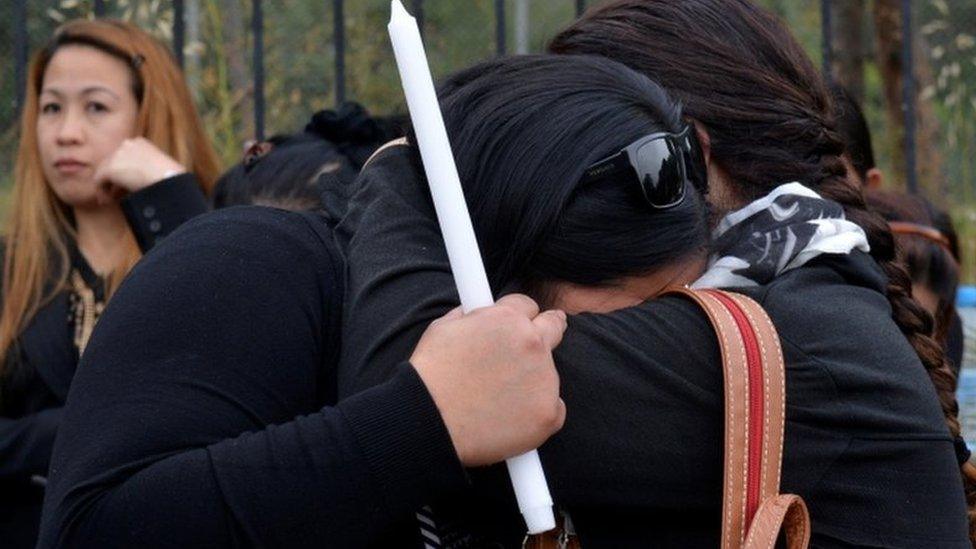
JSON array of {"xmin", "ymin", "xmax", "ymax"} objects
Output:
[
  {"xmin": 667, "ymin": 288, "xmax": 802, "ymax": 549},
  {"xmin": 720, "ymin": 293, "xmax": 809, "ymax": 549},
  {"xmin": 667, "ymin": 288, "xmax": 754, "ymax": 549},
  {"xmin": 744, "ymin": 494, "xmax": 811, "ymax": 549},
  {"xmin": 720, "ymin": 291, "xmax": 787, "ymax": 503}
]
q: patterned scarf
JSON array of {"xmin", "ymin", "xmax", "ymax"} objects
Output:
[{"xmin": 694, "ymin": 182, "xmax": 870, "ymax": 289}]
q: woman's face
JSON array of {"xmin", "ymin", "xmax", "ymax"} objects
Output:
[{"xmin": 36, "ymin": 45, "xmax": 139, "ymax": 209}]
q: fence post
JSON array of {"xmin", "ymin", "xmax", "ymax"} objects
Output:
[
  {"xmin": 576, "ymin": 0, "xmax": 585, "ymax": 18},
  {"xmin": 13, "ymin": 0, "xmax": 28, "ymax": 116},
  {"xmin": 515, "ymin": 0, "xmax": 528, "ymax": 54},
  {"xmin": 173, "ymin": 0, "xmax": 185, "ymax": 69},
  {"xmin": 333, "ymin": 0, "xmax": 346, "ymax": 105},
  {"xmin": 901, "ymin": 0, "xmax": 917, "ymax": 194},
  {"xmin": 495, "ymin": 0, "xmax": 506, "ymax": 56},
  {"xmin": 94, "ymin": 0, "xmax": 107, "ymax": 17},
  {"xmin": 821, "ymin": 0, "xmax": 833, "ymax": 83},
  {"xmin": 252, "ymin": 0, "xmax": 265, "ymax": 140}
]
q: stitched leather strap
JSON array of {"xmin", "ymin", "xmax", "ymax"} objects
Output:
[
  {"xmin": 744, "ymin": 494, "xmax": 811, "ymax": 549},
  {"xmin": 669, "ymin": 288, "xmax": 751, "ymax": 548},
  {"xmin": 667, "ymin": 289, "xmax": 809, "ymax": 549},
  {"xmin": 721, "ymin": 291, "xmax": 787, "ymax": 506}
]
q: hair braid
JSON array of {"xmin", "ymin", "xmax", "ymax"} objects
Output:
[{"xmin": 814, "ymin": 131, "xmax": 976, "ymax": 541}]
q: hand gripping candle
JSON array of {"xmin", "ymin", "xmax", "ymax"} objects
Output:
[{"xmin": 387, "ymin": 0, "xmax": 556, "ymax": 535}]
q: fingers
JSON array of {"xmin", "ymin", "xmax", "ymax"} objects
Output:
[
  {"xmin": 91, "ymin": 160, "xmax": 109, "ymax": 187},
  {"xmin": 554, "ymin": 398, "xmax": 567, "ymax": 431},
  {"xmin": 532, "ymin": 309, "xmax": 567, "ymax": 350},
  {"xmin": 92, "ymin": 169, "xmax": 116, "ymax": 207},
  {"xmin": 430, "ymin": 306, "xmax": 464, "ymax": 326},
  {"xmin": 494, "ymin": 293, "xmax": 540, "ymax": 319}
]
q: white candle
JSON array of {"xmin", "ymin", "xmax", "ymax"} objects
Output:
[{"xmin": 388, "ymin": 0, "xmax": 556, "ymax": 535}]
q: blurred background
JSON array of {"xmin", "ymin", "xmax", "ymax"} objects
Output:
[
  {"xmin": 2, "ymin": 0, "xmax": 976, "ymax": 437},
  {"xmin": 1, "ymin": 1, "xmax": 974, "ymax": 232}
]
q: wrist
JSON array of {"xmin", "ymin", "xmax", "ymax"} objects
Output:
[
  {"xmin": 139, "ymin": 165, "xmax": 186, "ymax": 190},
  {"xmin": 159, "ymin": 169, "xmax": 185, "ymax": 181}
]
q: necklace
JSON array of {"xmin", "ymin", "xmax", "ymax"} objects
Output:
[{"xmin": 67, "ymin": 269, "xmax": 105, "ymax": 355}]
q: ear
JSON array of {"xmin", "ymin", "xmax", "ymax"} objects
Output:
[
  {"xmin": 865, "ymin": 167, "xmax": 885, "ymax": 190},
  {"xmin": 243, "ymin": 141, "xmax": 275, "ymax": 168},
  {"xmin": 692, "ymin": 121, "xmax": 711, "ymax": 165}
]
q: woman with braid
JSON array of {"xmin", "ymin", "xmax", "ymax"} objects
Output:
[
  {"xmin": 334, "ymin": 0, "xmax": 971, "ymax": 546},
  {"xmin": 547, "ymin": 1, "xmax": 974, "ymax": 544}
]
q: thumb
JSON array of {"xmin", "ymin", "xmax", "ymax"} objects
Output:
[{"xmin": 532, "ymin": 309, "xmax": 567, "ymax": 350}]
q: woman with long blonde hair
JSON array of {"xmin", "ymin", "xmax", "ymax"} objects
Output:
[{"xmin": 0, "ymin": 19, "xmax": 218, "ymax": 546}]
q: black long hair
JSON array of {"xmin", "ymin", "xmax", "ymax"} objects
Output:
[
  {"xmin": 831, "ymin": 84, "xmax": 876, "ymax": 181},
  {"xmin": 434, "ymin": 54, "xmax": 708, "ymax": 302}
]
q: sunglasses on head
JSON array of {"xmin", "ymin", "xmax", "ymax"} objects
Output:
[{"xmin": 579, "ymin": 125, "xmax": 708, "ymax": 209}]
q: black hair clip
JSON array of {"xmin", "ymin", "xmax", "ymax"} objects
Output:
[{"xmin": 131, "ymin": 54, "xmax": 145, "ymax": 69}]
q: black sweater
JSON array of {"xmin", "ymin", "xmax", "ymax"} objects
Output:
[
  {"xmin": 334, "ymin": 145, "xmax": 970, "ymax": 548},
  {"xmin": 38, "ymin": 207, "xmax": 468, "ymax": 548},
  {"xmin": 0, "ymin": 174, "xmax": 207, "ymax": 548}
]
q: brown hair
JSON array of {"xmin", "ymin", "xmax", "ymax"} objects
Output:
[
  {"xmin": 550, "ymin": 0, "xmax": 976, "ymax": 539},
  {"xmin": 1, "ymin": 19, "xmax": 221, "ymax": 369},
  {"xmin": 867, "ymin": 189, "xmax": 960, "ymax": 348}
]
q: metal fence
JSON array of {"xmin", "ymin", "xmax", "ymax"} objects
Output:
[
  {"xmin": 2, "ymin": 0, "xmax": 974, "ymax": 198},
  {"xmin": 3, "ymin": 0, "xmax": 587, "ymax": 143}
]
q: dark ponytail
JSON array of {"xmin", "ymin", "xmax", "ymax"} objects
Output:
[
  {"xmin": 550, "ymin": 0, "xmax": 976, "ymax": 537},
  {"xmin": 213, "ymin": 102, "xmax": 402, "ymax": 212}
]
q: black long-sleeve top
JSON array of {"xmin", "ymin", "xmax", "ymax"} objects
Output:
[
  {"xmin": 333, "ymin": 145, "xmax": 970, "ymax": 548},
  {"xmin": 38, "ymin": 206, "xmax": 468, "ymax": 548},
  {"xmin": 0, "ymin": 175, "xmax": 207, "ymax": 548}
]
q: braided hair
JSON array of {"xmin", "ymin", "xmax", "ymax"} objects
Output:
[{"xmin": 550, "ymin": 0, "xmax": 976, "ymax": 539}]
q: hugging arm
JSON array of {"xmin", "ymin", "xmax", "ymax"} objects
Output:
[
  {"xmin": 334, "ymin": 145, "xmax": 726, "ymax": 511},
  {"xmin": 38, "ymin": 208, "xmax": 466, "ymax": 548}
]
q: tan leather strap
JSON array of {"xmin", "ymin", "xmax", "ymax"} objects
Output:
[
  {"xmin": 667, "ymin": 288, "xmax": 804, "ymax": 549},
  {"xmin": 668, "ymin": 288, "xmax": 751, "ymax": 548},
  {"xmin": 744, "ymin": 494, "xmax": 811, "ymax": 549},
  {"xmin": 722, "ymin": 291, "xmax": 787, "ymax": 505}
]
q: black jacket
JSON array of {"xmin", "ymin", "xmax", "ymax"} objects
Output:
[
  {"xmin": 0, "ymin": 174, "xmax": 207, "ymax": 548},
  {"xmin": 334, "ymin": 145, "xmax": 970, "ymax": 548},
  {"xmin": 38, "ymin": 207, "xmax": 468, "ymax": 548}
]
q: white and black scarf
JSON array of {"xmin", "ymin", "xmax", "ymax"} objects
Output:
[{"xmin": 694, "ymin": 182, "xmax": 870, "ymax": 289}]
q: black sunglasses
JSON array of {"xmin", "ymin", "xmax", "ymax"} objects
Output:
[{"xmin": 579, "ymin": 125, "xmax": 708, "ymax": 209}]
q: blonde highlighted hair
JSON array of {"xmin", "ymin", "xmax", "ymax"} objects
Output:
[{"xmin": 0, "ymin": 19, "xmax": 220, "ymax": 368}]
